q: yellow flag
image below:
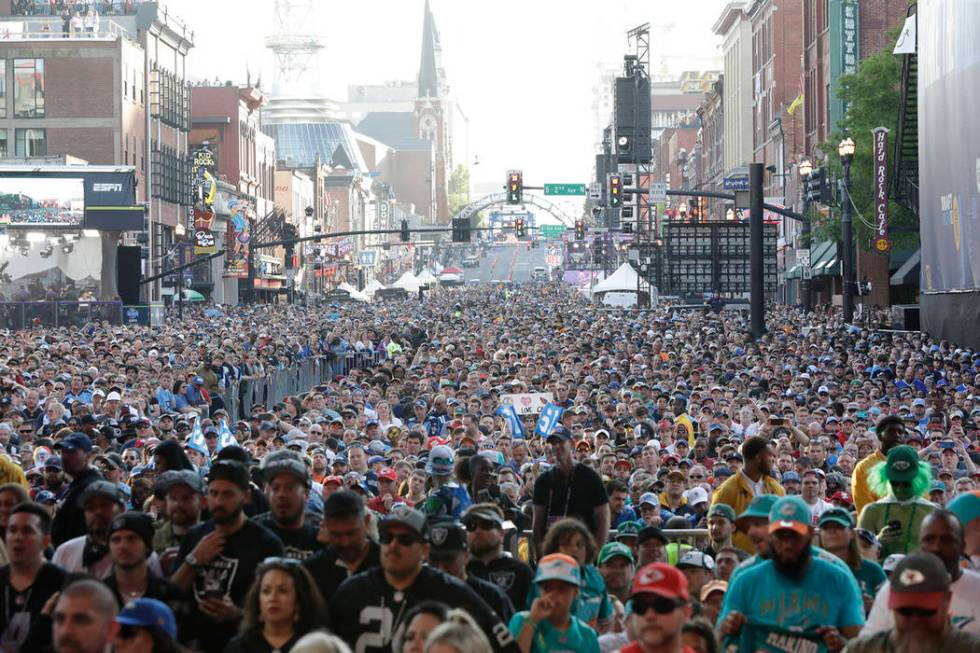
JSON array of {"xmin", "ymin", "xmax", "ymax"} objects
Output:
[{"xmin": 787, "ymin": 93, "xmax": 804, "ymax": 116}]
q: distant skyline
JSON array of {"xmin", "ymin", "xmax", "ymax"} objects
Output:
[{"xmin": 167, "ymin": 0, "xmax": 727, "ymax": 214}]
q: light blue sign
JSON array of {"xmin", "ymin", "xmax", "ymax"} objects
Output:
[
  {"xmin": 534, "ymin": 403, "xmax": 565, "ymax": 438},
  {"xmin": 495, "ymin": 404, "xmax": 527, "ymax": 439},
  {"xmin": 357, "ymin": 250, "xmax": 378, "ymax": 266}
]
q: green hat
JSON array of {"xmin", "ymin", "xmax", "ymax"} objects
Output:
[
  {"xmin": 885, "ymin": 445, "xmax": 920, "ymax": 483},
  {"xmin": 615, "ymin": 520, "xmax": 642, "ymax": 540},
  {"xmin": 948, "ymin": 491, "xmax": 980, "ymax": 526},
  {"xmin": 735, "ymin": 494, "xmax": 779, "ymax": 528},
  {"xmin": 707, "ymin": 503, "xmax": 737, "ymax": 523},
  {"xmin": 818, "ymin": 507, "xmax": 854, "ymax": 529},
  {"xmin": 768, "ymin": 495, "xmax": 812, "ymax": 535},
  {"xmin": 598, "ymin": 542, "xmax": 635, "ymax": 566}
]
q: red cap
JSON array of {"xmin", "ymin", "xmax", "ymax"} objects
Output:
[
  {"xmin": 427, "ymin": 437, "xmax": 451, "ymax": 450},
  {"xmin": 629, "ymin": 563, "xmax": 689, "ymax": 602},
  {"xmin": 323, "ymin": 475, "xmax": 343, "ymax": 487},
  {"xmin": 377, "ymin": 467, "xmax": 398, "ymax": 481}
]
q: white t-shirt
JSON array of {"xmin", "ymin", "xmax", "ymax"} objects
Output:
[
  {"xmin": 52, "ymin": 535, "xmax": 164, "ymax": 580},
  {"xmin": 862, "ymin": 567, "xmax": 980, "ymax": 635},
  {"xmin": 598, "ymin": 630, "xmax": 629, "ymax": 653},
  {"xmin": 805, "ymin": 497, "xmax": 834, "ymax": 525}
]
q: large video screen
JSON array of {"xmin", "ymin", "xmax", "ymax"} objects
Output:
[{"xmin": 0, "ymin": 177, "xmax": 85, "ymax": 227}]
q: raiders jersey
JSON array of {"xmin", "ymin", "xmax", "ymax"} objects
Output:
[{"xmin": 329, "ymin": 565, "xmax": 519, "ymax": 653}]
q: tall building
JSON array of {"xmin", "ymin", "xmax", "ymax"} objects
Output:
[
  {"xmin": 414, "ymin": 0, "xmax": 451, "ymax": 223},
  {"xmin": 713, "ymin": 2, "xmax": 754, "ymax": 174}
]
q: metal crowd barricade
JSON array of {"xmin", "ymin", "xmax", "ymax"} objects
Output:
[
  {"xmin": 0, "ymin": 301, "xmax": 124, "ymax": 330},
  {"xmin": 219, "ymin": 352, "xmax": 387, "ymax": 421},
  {"xmin": 512, "ymin": 528, "xmax": 709, "ymax": 564}
]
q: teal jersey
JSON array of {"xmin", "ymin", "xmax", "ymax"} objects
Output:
[
  {"xmin": 719, "ymin": 555, "xmax": 865, "ymax": 632},
  {"xmin": 854, "ymin": 559, "xmax": 887, "ymax": 599},
  {"xmin": 731, "ymin": 545, "xmax": 860, "ymax": 595},
  {"xmin": 508, "ymin": 611, "xmax": 600, "ymax": 653},
  {"xmin": 525, "ymin": 564, "xmax": 612, "ymax": 628},
  {"xmin": 722, "ymin": 621, "xmax": 828, "ymax": 653}
]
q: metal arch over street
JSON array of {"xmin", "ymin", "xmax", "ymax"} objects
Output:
[{"xmin": 452, "ymin": 192, "xmax": 579, "ymax": 227}]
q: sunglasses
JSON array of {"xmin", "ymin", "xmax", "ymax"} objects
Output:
[
  {"xmin": 895, "ymin": 606, "xmax": 937, "ymax": 618},
  {"xmin": 379, "ymin": 531, "xmax": 424, "ymax": 547},
  {"xmin": 465, "ymin": 519, "xmax": 500, "ymax": 531},
  {"xmin": 631, "ymin": 595, "xmax": 685, "ymax": 615},
  {"xmin": 117, "ymin": 625, "xmax": 144, "ymax": 640}
]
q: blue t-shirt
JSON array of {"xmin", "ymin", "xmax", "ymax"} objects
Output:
[
  {"xmin": 508, "ymin": 611, "xmax": 600, "ymax": 653},
  {"xmin": 719, "ymin": 555, "xmax": 865, "ymax": 632}
]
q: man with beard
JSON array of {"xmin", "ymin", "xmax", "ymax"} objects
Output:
[
  {"xmin": 720, "ymin": 496, "xmax": 865, "ymax": 652},
  {"xmin": 328, "ymin": 505, "xmax": 519, "ymax": 653},
  {"xmin": 711, "ymin": 436, "xmax": 784, "ymax": 554},
  {"xmin": 703, "ymin": 504, "xmax": 736, "ymax": 558},
  {"xmin": 464, "ymin": 503, "xmax": 533, "ymax": 610},
  {"xmin": 49, "ymin": 432, "xmax": 101, "ymax": 547},
  {"xmin": 863, "ymin": 510, "xmax": 980, "ymax": 636},
  {"xmin": 172, "ymin": 460, "xmax": 284, "ymax": 652},
  {"xmin": 615, "ymin": 562, "xmax": 694, "ymax": 653},
  {"xmin": 52, "ymin": 480, "xmax": 131, "ymax": 579},
  {"xmin": 304, "ymin": 489, "xmax": 381, "ymax": 600},
  {"xmin": 41, "ymin": 457, "xmax": 66, "ymax": 497},
  {"xmin": 251, "ymin": 449, "xmax": 321, "ymax": 560},
  {"xmin": 52, "ymin": 580, "xmax": 118, "ymax": 653},
  {"xmin": 152, "ymin": 470, "xmax": 205, "ymax": 573},
  {"xmin": 853, "ymin": 416, "xmax": 906, "ymax": 514},
  {"xmin": 845, "ymin": 552, "xmax": 980, "ymax": 652}
]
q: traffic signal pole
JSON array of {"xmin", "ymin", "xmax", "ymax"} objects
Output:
[{"xmin": 749, "ymin": 163, "xmax": 766, "ymax": 339}]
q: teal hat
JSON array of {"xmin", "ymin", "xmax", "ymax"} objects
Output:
[
  {"xmin": 735, "ymin": 494, "xmax": 779, "ymax": 528},
  {"xmin": 885, "ymin": 445, "xmax": 920, "ymax": 483},
  {"xmin": 818, "ymin": 507, "xmax": 854, "ymax": 529},
  {"xmin": 707, "ymin": 503, "xmax": 737, "ymax": 523},
  {"xmin": 948, "ymin": 491, "xmax": 980, "ymax": 526},
  {"xmin": 615, "ymin": 520, "xmax": 642, "ymax": 540},
  {"xmin": 598, "ymin": 542, "xmax": 635, "ymax": 565},
  {"xmin": 768, "ymin": 495, "xmax": 813, "ymax": 535}
]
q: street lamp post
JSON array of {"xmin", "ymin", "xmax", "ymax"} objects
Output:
[
  {"xmin": 839, "ymin": 137, "xmax": 856, "ymax": 323},
  {"xmin": 798, "ymin": 159, "xmax": 813, "ymax": 312}
]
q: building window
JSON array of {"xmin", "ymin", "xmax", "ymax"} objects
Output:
[
  {"xmin": 15, "ymin": 128, "xmax": 46, "ymax": 156},
  {"xmin": 0, "ymin": 60, "xmax": 5, "ymax": 119},
  {"xmin": 0, "ymin": 130, "xmax": 7, "ymax": 157},
  {"xmin": 13, "ymin": 59, "xmax": 44, "ymax": 118}
]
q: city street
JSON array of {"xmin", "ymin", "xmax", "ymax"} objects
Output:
[{"xmin": 461, "ymin": 241, "xmax": 550, "ymax": 283}]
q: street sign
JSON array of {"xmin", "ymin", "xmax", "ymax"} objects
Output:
[
  {"xmin": 588, "ymin": 183, "xmax": 601, "ymax": 199},
  {"xmin": 544, "ymin": 183, "xmax": 586, "ymax": 196},
  {"xmin": 540, "ymin": 224, "xmax": 567, "ymax": 238},
  {"xmin": 723, "ymin": 175, "xmax": 750, "ymax": 191},
  {"xmin": 357, "ymin": 250, "xmax": 378, "ymax": 266},
  {"xmin": 649, "ymin": 182, "xmax": 667, "ymax": 202}
]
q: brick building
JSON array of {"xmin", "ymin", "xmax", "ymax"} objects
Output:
[{"xmin": 696, "ymin": 78, "xmax": 725, "ymax": 220}]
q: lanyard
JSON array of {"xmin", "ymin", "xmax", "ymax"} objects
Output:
[{"xmin": 546, "ymin": 466, "xmax": 575, "ymax": 523}]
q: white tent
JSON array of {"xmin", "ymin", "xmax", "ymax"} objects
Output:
[
  {"xmin": 416, "ymin": 269, "xmax": 438, "ymax": 285},
  {"xmin": 390, "ymin": 271, "xmax": 422, "ymax": 293},
  {"xmin": 591, "ymin": 263, "xmax": 643, "ymax": 293},
  {"xmin": 336, "ymin": 282, "xmax": 370, "ymax": 302},
  {"xmin": 362, "ymin": 279, "xmax": 385, "ymax": 297}
]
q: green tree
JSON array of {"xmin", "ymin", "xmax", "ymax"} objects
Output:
[
  {"xmin": 815, "ymin": 27, "xmax": 918, "ymax": 250},
  {"xmin": 448, "ymin": 165, "xmax": 470, "ymax": 217}
]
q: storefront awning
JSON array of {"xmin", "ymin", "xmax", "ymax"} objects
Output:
[
  {"xmin": 891, "ymin": 248, "xmax": 920, "ymax": 286},
  {"xmin": 785, "ymin": 265, "xmax": 801, "ymax": 279},
  {"xmin": 810, "ymin": 240, "xmax": 840, "ymax": 277}
]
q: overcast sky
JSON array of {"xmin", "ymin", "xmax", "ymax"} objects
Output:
[{"xmin": 167, "ymin": 0, "xmax": 728, "ymax": 213}]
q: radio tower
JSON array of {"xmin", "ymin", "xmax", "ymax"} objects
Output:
[{"xmin": 264, "ymin": 0, "xmax": 325, "ymax": 96}]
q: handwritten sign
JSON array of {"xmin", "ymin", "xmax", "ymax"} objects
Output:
[{"xmin": 499, "ymin": 392, "xmax": 555, "ymax": 415}]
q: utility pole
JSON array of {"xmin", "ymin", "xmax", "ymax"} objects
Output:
[
  {"xmin": 749, "ymin": 163, "xmax": 765, "ymax": 339},
  {"xmin": 839, "ymin": 137, "xmax": 856, "ymax": 323},
  {"xmin": 798, "ymin": 159, "xmax": 813, "ymax": 312}
]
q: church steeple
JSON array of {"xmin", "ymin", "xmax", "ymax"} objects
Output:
[{"xmin": 417, "ymin": 0, "xmax": 442, "ymax": 99}]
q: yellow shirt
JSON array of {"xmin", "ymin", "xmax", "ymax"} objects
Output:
[
  {"xmin": 851, "ymin": 450, "xmax": 885, "ymax": 516},
  {"xmin": 711, "ymin": 470, "xmax": 785, "ymax": 554}
]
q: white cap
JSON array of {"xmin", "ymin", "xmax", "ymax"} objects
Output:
[
  {"xmin": 106, "ymin": 391, "xmax": 121, "ymax": 401},
  {"xmin": 818, "ymin": 385, "xmax": 830, "ymax": 394},
  {"xmin": 686, "ymin": 486, "xmax": 709, "ymax": 506}
]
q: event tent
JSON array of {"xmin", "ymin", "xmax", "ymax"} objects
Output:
[
  {"xmin": 336, "ymin": 282, "xmax": 370, "ymax": 302},
  {"xmin": 362, "ymin": 279, "xmax": 386, "ymax": 297},
  {"xmin": 390, "ymin": 271, "xmax": 422, "ymax": 293}
]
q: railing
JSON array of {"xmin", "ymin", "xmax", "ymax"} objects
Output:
[
  {"xmin": 218, "ymin": 349, "xmax": 387, "ymax": 422},
  {"xmin": 0, "ymin": 17, "xmax": 129, "ymax": 40},
  {"xmin": 513, "ymin": 528, "xmax": 709, "ymax": 563},
  {"xmin": 0, "ymin": 301, "xmax": 123, "ymax": 329},
  {"xmin": 10, "ymin": 1, "xmax": 143, "ymax": 17}
]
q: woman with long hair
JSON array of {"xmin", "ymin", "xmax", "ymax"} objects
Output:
[
  {"xmin": 816, "ymin": 508, "xmax": 887, "ymax": 613},
  {"xmin": 423, "ymin": 608, "xmax": 492, "ymax": 653},
  {"xmin": 152, "ymin": 439, "xmax": 195, "ymax": 473},
  {"xmin": 225, "ymin": 558, "xmax": 327, "ymax": 653},
  {"xmin": 393, "ymin": 601, "xmax": 450, "ymax": 653}
]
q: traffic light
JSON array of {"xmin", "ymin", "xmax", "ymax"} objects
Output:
[
  {"xmin": 515, "ymin": 218, "xmax": 526, "ymax": 238},
  {"xmin": 400, "ymin": 219, "xmax": 410, "ymax": 242},
  {"xmin": 452, "ymin": 217, "xmax": 471, "ymax": 242},
  {"xmin": 804, "ymin": 168, "xmax": 830, "ymax": 203},
  {"xmin": 507, "ymin": 171, "xmax": 523, "ymax": 205},
  {"xmin": 574, "ymin": 220, "xmax": 584, "ymax": 240},
  {"xmin": 609, "ymin": 174, "xmax": 622, "ymax": 208}
]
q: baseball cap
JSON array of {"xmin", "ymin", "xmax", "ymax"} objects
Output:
[
  {"xmin": 947, "ymin": 491, "xmax": 980, "ymax": 526},
  {"xmin": 912, "ymin": 398, "xmax": 927, "ymax": 407},
  {"xmin": 534, "ymin": 553, "xmax": 580, "ymax": 586},
  {"xmin": 546, "ymin": 426, "xmax": 573, "ymax": 443},
  {"xmin": 116, "ymin": 598, "xmax": 177, "ymax": 640},
  {"xmin": 887, "ymin": 552, "xmax": 951, "ymax": 610},
  {"xmin": 885, "ymin": 445, "xmax": 921, "ymax": 483},
  {"xmin": 856, "ymin": 528, "xmax": 879, "ymax": 547},
  {"xmin": 322, "ymin": 475, "xmax": 343, "ymax": 487},
  {"xmin": 882, "ymin": 553, "xmax": 905, "ymax": 573},
  {"xmin": 462, "ymin": 505, "xmax": 504, "ymax": 528},
  {"xmin": 686, "ymin": 486, "xmax": 708, "ymax": 507},
  {"xmin": 768, "ymin": 496, "xmax": 812, "ymax": 535},
  {"xmin": 77, "ymin": 480, "xmax": 126, "ymax": 508},
  {"xmin": 377, "ymin": 467, "xmax": 398, "ymax": 482},
  {"xmin": 781, "ymin": 471, "xmax": 801, "ymax": 483},
  {"xmin": 598, "ymin": 542, "xmax": 635, "ymax": 566},
  {"xmin": 615, "ymin": 521, "xmax": 642, "ymax": 541},
  {"xmin": 638, "ymin": 492, "xmax": 659, "ymax": 508},
  {"xmin": 736, "ymin": 494, "xmax": 779, "ymax": 528},
  {"xmin": 35, "ymin": 490, "xmax": 57, "ymax": 504},
  {"xmin": 43, "ymin": 456, "xmax": 62, "ymax": 470},
  {"xmin": 156, "ymin": 470, "xmax": 205, "ymax": 495},
  {"xmin": 677, "ymin": 551, "xmax": 715, "ymax": 571},
  {"xmin": 818, "ymin": 507, "xmax": 854, "ymax": 529},
  {"xmin": 381, "ymin": 505, "xmax": 427, "ymax": 539},
  {"xmin": 426, "ymin": 444, "xmax": 455, "ymax": 476},
  {"xmin": 57, "ymin": 432, "xmax": 93, "ymax": 452},
  {"xmin": 637, "ymin": 526, "xmax": 668, "ymax": 545},
  {"xmin": 427, "ymin": 520, "xmax": 467, "ymax": 559},
  {"xmin": 629, "ymin": 562, "xmax": 689, "ymax": 602},
  {"xmin": 106, "ymin": 391, "xmax": 122, "ymax": 401},
  {"xmin": 707, "ymin": 503, "xmax": 736, "ymax": 523},
  {"xmin": 700, "ymin": 579, "xmax": 728, "ymax": 603},
  {"xmin": 713, "ymin": 465, "xmax": 733, "ymax": 479}
]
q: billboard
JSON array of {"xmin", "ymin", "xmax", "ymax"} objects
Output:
[
  {"xmin": 0, "ymin": 168, "xmax": 142, "ymax": 230},
  {"xmin": 0, "ymin": 177, "xmax": 84, "ymax": 226}
]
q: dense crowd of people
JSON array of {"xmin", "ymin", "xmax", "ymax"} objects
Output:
[{"xmin": 0, "ymin": 281, "xmax": 979, "ymax": 653}]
